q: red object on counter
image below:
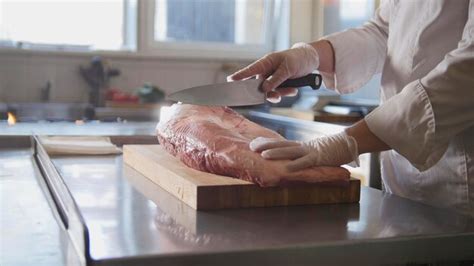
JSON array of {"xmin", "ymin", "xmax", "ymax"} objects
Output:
[{"xmin": 107, "ymin": 88, "xmax": 139, "ymax": 103}]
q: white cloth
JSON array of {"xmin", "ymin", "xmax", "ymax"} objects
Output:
[
  {"xmin": 323, "ymin": 0, "xmax": 474, "ymax": 216},
  {"xmin": 39, "ymin": 136, "xmax": 122, "ymax": 155}
]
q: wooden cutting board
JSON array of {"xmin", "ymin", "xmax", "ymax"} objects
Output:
[{"xmin": 123, "ymin": 145, "xmax": 360, "ymax": 210}]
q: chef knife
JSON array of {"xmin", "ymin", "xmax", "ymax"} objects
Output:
[{"xmin": 167, "ymin": 73, "xmax": 322, "ymax": 106}]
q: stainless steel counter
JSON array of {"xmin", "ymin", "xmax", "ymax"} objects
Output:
[
  {"xmin": 0, "ymin": 121, "xmax": 157, "ymax": 136},
  {"xmin": 45, "ymin": 152, "xmax": 473, "ymax": 265},
  {"xmin": 0, "ymin": 148, "xmax": 82, "ymax": 266},
  {"xmin": 1, "ymin": 121, "xmax": 473, "ymax": 266}
]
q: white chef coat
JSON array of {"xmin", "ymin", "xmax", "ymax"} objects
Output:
[{"xmin": 321, "ymin": 0, "xmax": 474, "ymax": 216}]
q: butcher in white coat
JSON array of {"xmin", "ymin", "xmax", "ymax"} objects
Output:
[{"xmin": 229, "ymin": 0, "xmax": 474, "ymax": 216}]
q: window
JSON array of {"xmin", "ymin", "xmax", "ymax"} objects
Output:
[
  {"xmin": 323, "ymin": 0, "xmax": 375, "ymax": 35},
  {"xmin": 0, "ymin": 0, "xmax": 135, "ymax": 51},
  {"xmin": 0, "ymin": 0, "xmax": 281, "ymax": 59},
  {"xmin": 143, "ymin": 0, "xmax": 276, "ymax": 59},
  {"xmin": 155, "ymin": 0, "xmax": 266, "ymax": 45},
  {"xmin": 322, "ymin": 0, "xmax": 380, "ymax": 102}
]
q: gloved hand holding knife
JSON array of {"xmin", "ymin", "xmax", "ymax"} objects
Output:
[
  {"xmin": 228, "ymin": 42, "xmax": 321, "ymax": 103},
  {"xmin": 228, "ymin": 40, "xmax": 390, "ymax": 170}
]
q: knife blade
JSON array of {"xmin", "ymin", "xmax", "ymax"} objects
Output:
[{"xmin": 167, "ymin": 73, "xmax": 322, "ymax": 106}]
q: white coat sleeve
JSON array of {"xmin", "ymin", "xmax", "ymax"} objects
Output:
[
  {"xmin": 365, "ymin": 0, "xmax": 474, "ymax": 171},
  {"xmin": 321, "ymin": 0, "xmax": 390, "ymax": 93}
]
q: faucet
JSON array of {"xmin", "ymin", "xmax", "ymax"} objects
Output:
[{"xmin": 79, "ymin": 56, "xmax": 120, "ymax": 107}]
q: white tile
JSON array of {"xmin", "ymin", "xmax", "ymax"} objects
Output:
[{"xmin": 0, "ymin": 52, "xmax": 249, "ymax": 103}]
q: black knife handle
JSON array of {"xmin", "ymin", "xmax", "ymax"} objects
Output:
[{"xmin": 277, "ymin": 73, "xmax": 322, "ymax": 90}]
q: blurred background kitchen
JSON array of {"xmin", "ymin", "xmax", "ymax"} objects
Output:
[{"xmin": 0, "ymin": 0, "xmax": 382, "ymax": 185}]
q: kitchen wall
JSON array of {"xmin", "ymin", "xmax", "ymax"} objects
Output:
[
  {"xmin": 0, "ymin": 50, "xmax": 247, "ymax": 103},
  {"xmin": 0, "ymin": 49, "xmax": 380, "ymax": 104}
]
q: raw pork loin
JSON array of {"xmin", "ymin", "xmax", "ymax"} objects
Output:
[{"xmin": 156, "ymin": 104, "xmax": 349, "ymax": 187}]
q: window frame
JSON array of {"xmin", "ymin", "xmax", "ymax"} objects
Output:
[
  {"xmin": 0, "ymin": 0, "xmax": 294, "ymax": 60},
  {"xmin": 0, "ymin": 0, "xmax": 136, "ymax": 53},
  {"xmin": 138, "ymin": 0, "xmax": 277, "ymax": 60}
]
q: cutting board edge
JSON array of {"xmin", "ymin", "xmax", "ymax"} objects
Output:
[
  {"xmin": 123, "ymin": 145, "xmax": 199, "ymax": 209},
  {"xmin": 195, "ymin": 178, "xmax": 360, "ymax": 210}
]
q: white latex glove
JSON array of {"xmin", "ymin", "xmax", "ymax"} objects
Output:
[
  {"xmin": 227, "ymin": 43, "xmax": 320, "ymax": 103},
  {"xmin": 249, "ymin": 132, "xmax": 359, "ymax": 171}
]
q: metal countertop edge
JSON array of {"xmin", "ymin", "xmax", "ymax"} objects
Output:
[
  {"xmin": 91, "ymin": 233, "xmax": 474, "ymax": 266},
  {"xmin": 32, "ymin": 135, "xmax": 92, "ymax": 266}
]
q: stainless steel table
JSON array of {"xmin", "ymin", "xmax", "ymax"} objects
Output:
[
  {"xmin": 44, "ymin": 152, "xmax": 473, "ymax": 266},
  {"xmin": 0, "ymin": 148, "xmax": 82, "ymax": 266},
  {"xmin": 1, "ymin": 122, "xmax": 473, "ymax": 266},
  {"xmin": 0, "ymin": 121, "xmax": 157, "ymax": 136}
]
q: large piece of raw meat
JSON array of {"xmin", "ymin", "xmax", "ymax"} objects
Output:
[{"xmin": 156, "ymin": 104, "xmax": 350, "ymax": 186}]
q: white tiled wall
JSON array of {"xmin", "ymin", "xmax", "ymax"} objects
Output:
[
  {"xmin": 0, "ymin": 51, "xmax": 247, "ymax": 103},
  {"xmin": 0, "ymin": 50, "xmax": 381, "ymax": 104}
]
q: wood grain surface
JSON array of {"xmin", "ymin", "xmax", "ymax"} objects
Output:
[{"xmin": 123, "ymin": 145, "xmax": 360, "ymax": 210}]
